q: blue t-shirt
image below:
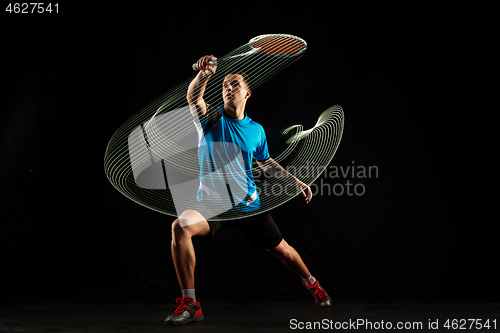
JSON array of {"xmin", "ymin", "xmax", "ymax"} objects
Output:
[{"xmin": 195, "ymin": 106, "xmax": 270, "ymax": 212}]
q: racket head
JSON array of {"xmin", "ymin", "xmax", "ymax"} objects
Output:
[{"xmin": 249, "ymin": 34, "xmax": 307, "ymax": 57}]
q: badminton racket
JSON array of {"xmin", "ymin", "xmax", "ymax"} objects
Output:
[{"xmin": 192, "ymin": 34, "xmax": 307, "ymax": 71}]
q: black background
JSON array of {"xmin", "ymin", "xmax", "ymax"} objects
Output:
[{"xmin": 1, "ymin": 3, "xmax": 497, "ymax": 305}]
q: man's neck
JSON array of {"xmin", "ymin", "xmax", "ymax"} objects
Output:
[{"xmin": 223, "ymin": 104, "xmax": 245, "ymax": 120}]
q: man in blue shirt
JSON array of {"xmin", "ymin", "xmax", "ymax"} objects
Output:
[
  {"xmin": 164, "ymin": 55, "xmax": 332, "ymax": 325},
  {"xmin": 194, "ymin": 102, "xmax": 269, "ymax": 213}
]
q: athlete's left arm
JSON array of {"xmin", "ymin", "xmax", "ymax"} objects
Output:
[{"xmin": 256, "ymin": 158, "xmax": 312, "ymax": 204}]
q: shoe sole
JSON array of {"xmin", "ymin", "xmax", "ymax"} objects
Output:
[
  {"xmin": 317, "ymin": 301, "xmax": 333, "ymax": 308},
  {"xmin": 165, "ymin": 314, "xmax": 205, "ymax": 326}
]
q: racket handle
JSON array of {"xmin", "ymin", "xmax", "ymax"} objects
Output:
[{"xmin": 192, "ymin": 59, "xmax": 218, "ymax": 71}]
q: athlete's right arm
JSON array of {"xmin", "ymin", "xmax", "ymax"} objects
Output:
[{"xmin": 186, "ymin": 55, "xmax": 217, "ymax": 118}]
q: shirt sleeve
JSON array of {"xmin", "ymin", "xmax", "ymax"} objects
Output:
[
  {"xmin": 202, "ymin": 104, "xmax": 222, "ymax": 134},
  {"xmin": 254, "ymin": 124, "xmax": 271, "ymax": 161}
]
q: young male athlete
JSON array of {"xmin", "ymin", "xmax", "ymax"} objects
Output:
[{"xmin": 164, "ymin": 55, "xmax": 332, "ymax": 326}]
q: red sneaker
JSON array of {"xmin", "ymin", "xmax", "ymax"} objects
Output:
[
  {"xmin": 164, "ymin": 296, "xmax": 204, "ymax": 325},
  {"xmin": 302, "ymin": 280, "xmax": 332, "ymax": 307}
]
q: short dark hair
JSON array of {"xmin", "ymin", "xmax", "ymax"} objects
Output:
[{"xmin": 225, "ymin": 71, "xmax": 251, "ymax": 90}]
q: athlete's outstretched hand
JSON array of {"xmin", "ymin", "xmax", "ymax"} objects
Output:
[
  {"xmin": 196, "ymin": 55, "xmax": 217, "ymax": 76},
  {"xmin": 301, "ymin": 185, "xmax": 313, "ymax": 204}
]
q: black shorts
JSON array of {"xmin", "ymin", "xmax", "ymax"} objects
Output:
[{"xmin": 206, "ymin": 212, "xmax": 283, "ymax": 250}]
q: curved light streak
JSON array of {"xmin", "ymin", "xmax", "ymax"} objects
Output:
[{"xmin": 104, "ymin": 35, "xmax": 344, "ymax": 220}]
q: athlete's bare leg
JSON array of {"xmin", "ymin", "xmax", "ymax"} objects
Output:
[
  {"xmin": 266, "ymin": 239, "xmax": 310, "ymax": 279},
  {"xmin": 171, "ymin": 210, "xmax": 211, "ymax": 290}
]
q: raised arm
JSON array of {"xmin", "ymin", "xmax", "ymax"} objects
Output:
[
  {"xmin": 186, "ymin": 55, "xmax": 217, "ymax": 118},
  {"xmin": 257, "ymin": 158, "xmax": 313, "ymax": 204}
]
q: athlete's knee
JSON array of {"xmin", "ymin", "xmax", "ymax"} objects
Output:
[
  {"xmin": 171, "ymin": 210, "xmax": 208, "ymax": 239},
  {"xmin": 171, "ymin": 219, "xmax": 188, "ymax": 239},
  {"xmin": 171, "ymin": 219, "xmax": 193, "ymax": 239},
  {"xmin": 267, "ymin": 240, "xmax": 293, "ymax": 261},
  {"xmin": 178, "ymin": 210, "xmax": 205, "ymax": 228}
]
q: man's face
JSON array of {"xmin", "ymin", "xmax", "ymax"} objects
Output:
[{"xmin": 222, "ymin": 74, "xmax": 250, "ymax": 106}]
